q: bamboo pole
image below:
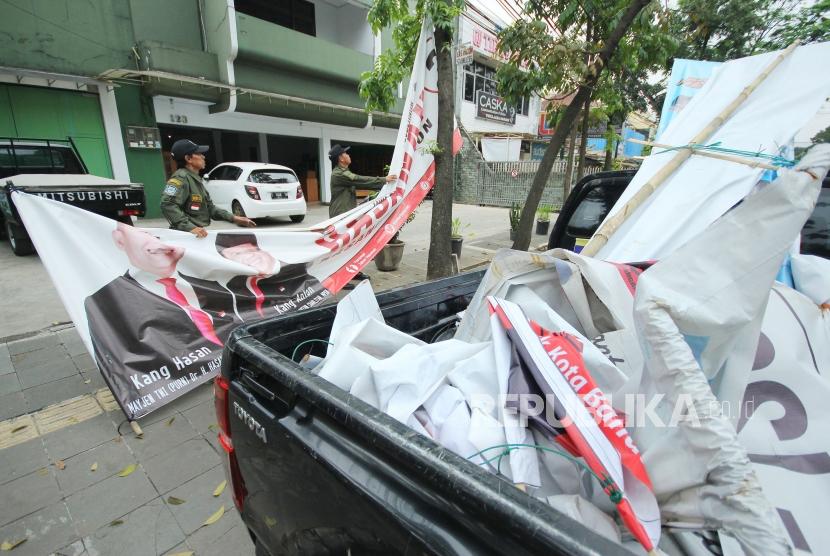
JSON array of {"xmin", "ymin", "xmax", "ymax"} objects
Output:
[
  {"xmin": 627, "ymin": 138, "xmax": 781, "ymax": 171},
  {"xmin": 580, "ymin": 41, "xmax": 800, "ymax": 257}
]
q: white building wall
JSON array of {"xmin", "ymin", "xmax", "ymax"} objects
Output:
[
  {"xmin": 153, "ymin": 96, "xmax": 397, "ymax": 203},
  {"xmin": 311, "ymin": 0, "xmax": 373, "ymax": 56},
  {"xmin": 455, "ymin": 15, "xmax": 543, "ymax": 140}
]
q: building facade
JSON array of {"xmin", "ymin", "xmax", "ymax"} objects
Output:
[
  {"xmin": 0, "ymin": 0, "xmax": 402, "ymax": 216},
  {"xmin": 454, "ymin": 12, "xmax": 543, "ymax": 162}
]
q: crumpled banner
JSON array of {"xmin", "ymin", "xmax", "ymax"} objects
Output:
[{"xmin": 13, "ymin": 18, "xmax": 458, "ymax": 420}]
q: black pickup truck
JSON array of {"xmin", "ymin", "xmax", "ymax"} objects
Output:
[
  {"xmin": 0, "ymin": 137, "xmax": 146, "ymax": 255},
  {"xmin": 217, "ymin": 170, "xmax": 829, "ymax": 556}
]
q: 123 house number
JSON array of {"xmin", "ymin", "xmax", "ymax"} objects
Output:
[{"xmin": 169, "ymin": 114, "xmax": 188, "ymax": 124}]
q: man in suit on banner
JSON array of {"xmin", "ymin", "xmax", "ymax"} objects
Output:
[
  {"xmin": 84, "ymin": 223, "xmax": 235, "ymax": 417},
  {"xmin": 185, "ymin": 233, "xmax": 325, "ymax": 322}
]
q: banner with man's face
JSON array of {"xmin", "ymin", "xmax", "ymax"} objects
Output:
[{"xmin": 13, "ymin": 19, "xmax": 458, "ymax": 420}]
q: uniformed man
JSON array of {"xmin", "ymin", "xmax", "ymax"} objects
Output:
[
  {"xmin": 328, "ymin": 144, "xmax": 397, "ymax": 218},
  {"xmin": 161, "ymin": 139, "xmax": 256, "ymax": 238}
]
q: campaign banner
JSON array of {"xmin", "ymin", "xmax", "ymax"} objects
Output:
[{"xmin": 13, "ymin": 18, "xmax": 457, "ymax": 421}]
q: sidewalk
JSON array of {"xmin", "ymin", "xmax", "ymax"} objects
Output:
[{"xmin": 0, "ymin": 201, "xmax": 552, "ymax": 555}]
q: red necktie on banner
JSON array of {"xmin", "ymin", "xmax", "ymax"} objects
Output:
[
  {"xmin": 247, "ymin": 277, "xmax": 265, "ymax": 317},
  {"xmin": 157, "ymin": 277, "xmax": 223, "ymax": 347}
]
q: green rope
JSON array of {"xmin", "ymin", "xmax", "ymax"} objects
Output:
[
  {"xmin": 468, "ymin": 443, "xmax": 624, "ymax": 504},
  {"xmin": 652, "ymin": 140, "xmax": 795, "ymax": 168},
  {"xmin": 291, "ymin": 339, "xmax": 333, "ymax": 362}
]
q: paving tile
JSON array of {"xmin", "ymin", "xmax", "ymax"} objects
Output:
[
  {"xmin": 23, "ymin": 374, "xmax": 92, "ymax": 413},
  {"xmin": 0, "ymin": 502, "xmax": 78, "ymax": 556},
  {"xmin": 55, "ymin": 439, "xmax": 136, "ymax": 496},
  {"xmin": 79, "ymin": 369, "xmax": 107, "ymax": 391},
  {"xmin": 0, "ymin": 373, "xmax": 21, "ymax": 396},
  {"xmin": 185, "ymin": 508, "xmax": 251, "ymax": 556},
  {"xmin": 182, "ymin": 398, "xmax": 218, "ymax": 437},
  {"xmin": 82, "ymin": 497, "xmax": 185, "ymax": 556},
  {"xmin": 195, "ymin": 522, "xmax": 255, "ymax": 556},
  {"xmin": 123, "ymin": 413, "xmax": 198, "ymax": 460},
  {"xmin": 0, "ymin": 436, "xmax": 49, "ymax": 486},
  {"xmin": 142, "ymin": 437, "xmax": 220, "ymax": 494},
  {"xmin": 64, "ymin": 464, "xmax": 157, "ymax": 536},
  {"xmin": 12, "ymin": 344, "xmax": 68, "ymax": 370},
  {"xmin": 41, "ymin": 413, "xmax": 118, "ymax": 461},
  {"xmin": 64, "ymin": 341, "xmax": 90, "ymax": 359},
  {"xmin": 52, "ymin": 539, "xmax": 87, "ymax": 555},
  {"xmin": 171, "ymin": 380, "xmax": 215, "ymax": 411},
  {"xmin": 163, "ymin": 465, "xmax": 232, "ymax": 535},
  {"xmin": 0, "ymin": 468, "xmax": 62, "ymax": 527},
  {"xmin": 0, "ymin": 345, "xmax": 12, "ymax": 376},
  {"xmin": 17, "ymin": 357, "xmax": 78, "ymax": 389},
  {"xmin": 7, "ymin": 334, "xmax": 60, "ymax": 356},
  {"xmin": 0, "ymin": 391, "xmax": 27, "ymax": 420},
  {"xmin": 57, "ymin": 328, "xmax": 82, "ymax": 346},
  {"xmin": 71, "ymin": 353, "xmax": 96, "ymax": 373}
]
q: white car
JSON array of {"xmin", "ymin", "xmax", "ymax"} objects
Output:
[{"xmin": 204, "ymin": 162, "xmax": 306, "ymax": 222}]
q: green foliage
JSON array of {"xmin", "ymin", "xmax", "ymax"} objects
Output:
[
  {"xmin": 509, "ymin": 202, "xmax": 522, "ymax": 231},
  {"xmin": 671, "ymin": 0, "xmax": 830, "ymax": 62},
  {"xmin": 450, "ymin": 217, "xmax": 469, "ymax": 238},
  {"xmin": 419, "ymin": 139, "xmax": 443, "ymax": 154},
  {"xmin": 812, "ymin": 125, "xmax": 830, "ymax": 145},
  {"xmin": 536, "ymin": 204, "xmax": 553, "ymax": 222},
  {"xmin": 360, "ymin": 0, "xmax": 463, "ymax": 113}
]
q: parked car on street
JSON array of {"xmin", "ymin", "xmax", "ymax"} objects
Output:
[
  {"xmin": 204, "ymin": 162, "xmax": 306, "ymax": 223},
  {"xmin": 0, "ymin": 137, "xmax": 146, "ymax": 256}
]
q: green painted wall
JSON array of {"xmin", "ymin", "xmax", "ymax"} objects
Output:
[
  {"xmin": 129, "ymin": 0, "xmax": 203, "ymax": 51},
  {"xmin": 0, "ymin": 0, "xmax": 134, "ymax": 76},
  {"xmin": 0, "ymin": 84, "xmax": 113, "ymax": 178},
  {"xmin": 114, "ymin": 86, "xmax": 166, "ymax": 218}
]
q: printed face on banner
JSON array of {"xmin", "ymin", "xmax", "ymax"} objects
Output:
[
  {"xmin": 11, "ymin": 18, "xmax": 445, "ymax": 421},
  {"xmin": 112, "ymin": 223, "xmax": 183, "ymax": 277}
]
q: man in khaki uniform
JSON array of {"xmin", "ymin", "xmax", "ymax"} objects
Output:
[
  {"xmin": 328, "ymin": 144, "xmax": 397, "ymax": 218},
  {"xmin": 161, "ymin": 139, "xmax": 255, "ymax": 238}
]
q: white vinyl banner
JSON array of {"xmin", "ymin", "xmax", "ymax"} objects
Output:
[
  {"xmin": 12, "ymin": 19, "xmax": 456, "ymax": 421},
  {"xmin": 596, "ymin": 41, "xmax": 830, "ymax": 263}
]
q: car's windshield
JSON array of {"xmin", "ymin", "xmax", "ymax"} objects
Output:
[
  {"xmin": 249, "ymin": 170, "xmax": 297, "ymax": 184},
  {"xmin": 0, "ymin": 145, "xmax": 84, "ymax": 178}
]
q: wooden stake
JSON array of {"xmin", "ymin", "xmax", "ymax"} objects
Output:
[
  {"xmin": 581, "ymin": 41, "xmax": 800, "ymax": 257},
  {"xmin": 129, "ymin": 420, "xmax": 143, "ymax": 438},
  {"xmin": 627, "ymin": 138, "xmax": 781, "ymax": 171}
]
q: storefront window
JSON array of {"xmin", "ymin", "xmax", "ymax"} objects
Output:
[{"xmin": 463, "ymin": 61, "xmax": 529, "ymax": 116}]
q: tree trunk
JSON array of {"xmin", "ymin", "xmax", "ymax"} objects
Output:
[
  {"xmin": 562, "ymin": 124, "xmax": 578, "ymax": 199},
  {"xmin": 426, "ymin": 25, "xmax": 455, "ymax": 280},
  {"xmin": 576, "ymin": 94, "xmax": 591, "ymax": 182},
  {"xmin": 603, "ymin": 119, "xmax": 614, "ymax": 170},
  {"xmin": 511, "ymin": 0, "xmax": 652, "ymax": 251}
]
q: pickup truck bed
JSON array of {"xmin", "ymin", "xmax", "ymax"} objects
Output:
[{"xmin": 220, "ymin": 271, "xmax": 624, "ymax": 556}]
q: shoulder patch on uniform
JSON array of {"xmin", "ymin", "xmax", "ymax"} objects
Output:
[
  {"xmin": 163, "ymin": 184, "xmax": 178, "ymax": 196},
  {"xmin": 167, "ymin": 177, "xmax": 183, "ymax": 186}
]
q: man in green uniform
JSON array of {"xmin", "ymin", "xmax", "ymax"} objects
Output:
[
  {"xmin": 328, "ymin": 144, "xmax": 397, "ymax": 218},
  {"xmin": 161, "ymin": 139, "xmax": 256, "ymax": 238}
]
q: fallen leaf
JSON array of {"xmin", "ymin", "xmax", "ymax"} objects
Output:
[
  {"xmin": 55, "ymin": 460, "xmax": 66, "ymax": 470},
  {"xmin": 67, "ymin": 417, "xmax": 79, "ymax": 424},
  {"xmin": 114, "ymin": 436, "xmax": 122, "ymax": 443},
  {"xmin": 167, "ymin": 496, "xmax": 186, "ymax": 506},
  {"xmin": 109, "ymin": 519, "xmax": 124, "ymax": 527},
  {"xmin": 202, "ymin": 505, "xmax": 225, "ymax": 526},
  {"xmin": 10, "ymin": 425, "xmax": 27, "ymax": 434},
  {"xmin": 117, "ymin": 464, "xmax": 137, "ymax": 477},
  {"xmin": 207, "ymin": 423, "xmax": 218, "ymax": 432},
  {"xmin": 212, "ymin": 480, "xmax": 226, "ymax": 497},
  {"xmin": 0, "ymin": 537, "xmax": 27, "ymax": 551},
  {"xmin": 83, "ymin": 379, "xmax": 91, "ymax": 384},
  {"xmin": 264, "ymin": 516, "xmax": 277, "ymax": 528},
  {"xmin": 167, "ymin": 552, "xmax": 194, "ymax": 556},
  {"xmin": 36, "ymin": 468, "xmax": 48, "ymax": 476},
  {"xmin": 90, "ymin": 462, "xmax": 98, "ymax": 472}
]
